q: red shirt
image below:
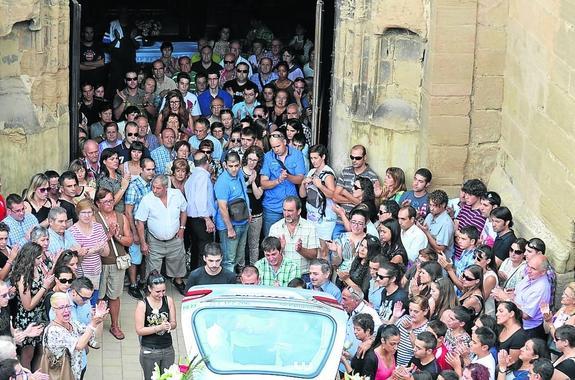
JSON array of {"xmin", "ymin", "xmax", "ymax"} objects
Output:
[
  {"xmin": 434, "ymin": 342, "xmax": 452, "ymax": 371},
  {"xmin": 0, "ymin": 194, "xmax": 6, "ymax": 221}
]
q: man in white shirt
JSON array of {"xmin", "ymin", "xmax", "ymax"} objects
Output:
[
  {"xmin": 398, "ymin": 205, "xmax": 428, "ymax": 263},
  {"xmin": 135, "ymin": 174, "xmax": 187, "ymax": 294}
]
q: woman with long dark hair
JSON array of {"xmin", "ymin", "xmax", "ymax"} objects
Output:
[
  {"xmin": 155, "ymin": 90, "xmax": 193, "ymax": 139},
  {"xmin": 429, "ymin": 278, "xmax": 459, "ymax": 321},
  {"xmin": 497, "ymin": 338, "xmax": 550, "ymax": 380},
  {"xmin": 378, "ymin": 218, "xmax": 408, "ymax": 265},
  {"xmin": 496, "ymin": 301, "xmax": 529, "ymax": 367},
  {"xmin": 380, "ymin": 167, "xmax": 407, "ymax": 203},
  {"xmin": 338, "ymin": 234, "xmax": 381, "ymax": 297},
  {"xmin": 372, "ymin": 324, "xmax": 401, "ymax": 380},
  {"xmin": 242, "ymin": 146, "xmax": 265, "ymax": 266},
  {"xmin": 10, "ymin": 242, "xmax": 54, "ymax": 370}
]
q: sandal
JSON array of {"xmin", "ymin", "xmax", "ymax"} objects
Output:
[{"xmin": 110, "ymin": 325, "xmax": 125, "ymax": 340}]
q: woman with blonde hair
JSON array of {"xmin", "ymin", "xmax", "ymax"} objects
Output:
[
  {"xmin": 23, "ymin": 173, "xmax": 53, "ymax": 227},
  {"xmin": 68, "ymin": 199, "xmax": 110, "ymax": 305}
]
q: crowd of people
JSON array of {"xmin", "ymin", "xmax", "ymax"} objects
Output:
[{"xmin": 0, "ymin": 16, "xmax": 572, "ymax": 380}]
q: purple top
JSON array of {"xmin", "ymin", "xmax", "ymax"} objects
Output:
[{"xmin": 514, "ymin": 274, "xmax": 551, "ymax": 330}]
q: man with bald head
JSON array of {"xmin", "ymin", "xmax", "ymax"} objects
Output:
[
  {"xmin": 493, "ymin": 254, "xmax": 552, "ymax": 339},
  {"xmin": 82, "ymin": 139, "xmax": 100, "ymax": 180}
]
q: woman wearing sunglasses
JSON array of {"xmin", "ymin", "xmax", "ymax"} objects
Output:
[
  {"xmin": 43, "ymin": 265, "xmax": 75, "ymax": 317},
  {"xmin": 23, "ymin": 173, "xmax": 53, "ymax": 227},
  {"xmin": 498, "ymin": 238, "xmax": 527, "ymax": 291},
  {"xmin": 135, "ymin": 270, "xmax": 177, "ymax": 380},
  {"xmin": 472, "ymin": 245, "xmax": 499, "ymax": 316}
]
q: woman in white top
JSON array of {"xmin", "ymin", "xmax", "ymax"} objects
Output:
[
  {"xmin": 122, "ymin": 141, "xmax": 144, "ymax": 180},
  {"xmin": 299, "ymin": 144, "xmax": 336, "ymax": 259},
  {"xmin": 498, "ymin": 238, "xmax": 527, "ymax": 291},
  {"xmin": 473, "ymin": 244, "xmax": 499, "ymax": 316}
]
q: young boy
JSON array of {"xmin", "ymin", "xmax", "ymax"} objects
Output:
[
  {"xmin": 453, "ymin": 226, "xmax": 479, "ymax": 278},
  {"xmin": 427, "ymin": 320, "xmax": 451, "ymax": 371},
  {"xmin": 446, "ymin": 326, "xmax": 496, "ymax": 380},
  {"xmin": 408, "ymin": 331, "xmax": 441, "ymax": 379},
  {"xmin": 399, "ymin": 168, "xmax": 432, "ymax": 220}
]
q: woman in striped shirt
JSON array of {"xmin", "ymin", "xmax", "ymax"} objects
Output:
[
  {"xmin": 69, "ymin": 199, "xmax": 110, "ymax": 305},
  {"xmin": 391, "ymin": 295, "xmax": 430, "ymax": 366}
]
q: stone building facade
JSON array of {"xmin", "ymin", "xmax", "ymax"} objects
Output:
[{"xmin": 0, "ymin": 0, "xmax": 573, "ymax": 274}]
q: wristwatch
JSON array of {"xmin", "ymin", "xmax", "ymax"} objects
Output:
[{"xmin": 179, "ymin": 226, "xmax": 185, "ymax": 230}]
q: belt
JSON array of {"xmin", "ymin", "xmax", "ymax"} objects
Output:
[{"xmin": 148, "ymin": 233, "xmax": 177, "ymax": 242}]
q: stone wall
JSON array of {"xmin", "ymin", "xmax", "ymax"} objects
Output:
[
  {"xmin": 489, "ymin": 0, "xmax": 575, "ymax": 273},
  {"xmin": 329, "ymin": 0, "xmax": 574, "ymax": 272},
  {"xmin": 0, "ymin": 0, "xmax": 70, "ymax": 195}
]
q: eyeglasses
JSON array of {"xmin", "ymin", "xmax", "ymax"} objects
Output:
[
  {"xmin": 462, "ymin": 273, "xmax": 476, "ymax": 281},
  {"xmin": 78, "ymin": 293, "xmax": 92, "ymax": 301},
  {"xmin": 236, "ymin": 69, "xmax": 248, "ymax": 73},
  {"xmin": 254, "ymin": 114, "xmax": 264, "ymax": 118},
  {"xmin": 377, "ymin": 274, "xmax": 391, "ymax": 280},
  {"xmin": 378, "ymin": 209, "xmax": 389, "ymax": 215},
  {"xmin": 58, "ymin": 278, "xmax": 74, "ymax": 284},
  {"xmin": 169, "ymin": 100, "xmax": 180, "ymax": 104},
  {"xmin": 350, "ymin": 220, "xmax": 365, "ymax": 226},
  {"xmin": 125, "ymin": 77, "xmax": 138, "ymax": 81},
  {"xmin": 224, "ymin": 60, "xmax": 234, "ymax": 64},
  {"xmin": 53, "ymin": 304, "xmax": 72, "ymax": 310},
  {"xmin": 349, "ymin": 155, "xmax": 364, "ymax": 161},
  {"xmin": 353, "ymin": 184, "xmax": 362, "ymax": 191},
  {"xmin": 38, "ymin": 187, "xmax": 49, "ymax": 193},
  {"xmin": 126, "ymin": 132, "xmax": 138, "ymax": 137},
  {"xmin": 99, "ymin": 199, "xmax": 114, "ymax": 204},
  {"xmin": 230, "ymin": 138, "xmax": 241, "ymax": 143},
  {"xmin": 510, "ymin": 248, "xmax": 524, "ymax": 255}
]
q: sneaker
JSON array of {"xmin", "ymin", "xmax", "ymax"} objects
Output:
[
  {"xmin": 128, "ymin": 285, "xmax": 143, "ymax": 300},
  {"xmin": 172, "ymin": 279, "xmax": 187, "ymax": 296}
]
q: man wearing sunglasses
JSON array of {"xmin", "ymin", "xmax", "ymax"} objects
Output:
[
  {"xmin": 113, "ymin": 121, "xmax": 151, "ymax": 164},
  {"xmin": 332, "ymin": 145, "xmax": 382, "ymax": 240},
  {"xmin": 113, "ymin": 69, "xmax": 152, "ymax": 120},
  {"xmin": 376, "ymin": 261, "xmax": 409, "ymax": 324},
  {"xmin": 224, "ymin": 62, "xmax": 257, "ymax": 105}
]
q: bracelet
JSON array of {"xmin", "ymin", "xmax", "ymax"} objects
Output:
[
  {"xmin": 6, "ymin": 261, "xmax": 12, "ymax": 266},
  {"xmin": 498, "ymin": 368, "xmax": 507, "ymax": 373}
]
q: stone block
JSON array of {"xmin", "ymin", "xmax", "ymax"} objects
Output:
[
  {"xmin": 375, "ymin": 0, "xmax": 428, "ymax": 37},
  {"xmin": 464, "ymin": 143, "xmax": 499, "ymax": 180},
  {"xmin": 473, "ymin": 76, "xmax": 504, "ymax": 110},
  {"xmin": 393, "ymin": 60, "xmax": 424, "ymax": 93},
  {"xmin": 544, "ymin": 124, "xmax": 575, "ymax": 175},
  {"xmin": 425, "ymin": 115, "xmax": 470, "ymax": 146},
  {"xmin": 433, "ymin": 6, "xmax": 478, "ymax": 27},
  {"xmin": 373, "ymin": 98, "xmax": 419, "ymax": 131},
  {"xmin": 470, "ymin": 110, "xmax": 502, "ymax": 143},
  {"xmin": 427, "ymin": 146, "xmax": 468, "ymax": 185},
  {"xmin": 431, "ymin": 25, "xmax": 476, "ymax": 54},
  {"xmin": 500, "ymin": 115, "xmax": 524, "ymax": 162},
  {"xmin": 423, "ymin": 53, "xmax": 475, "ymax": 96},
  {"xmin": 545, "ymin": 83, "xmax": 575, "ymax": 134},
  {"xmin": 477, "ymin": 0, "xmax": 509, "ymax": 27},
  {"xmin": 476, "ymin": 25, "xmax": 507, "ymax": 51},
  {"xmin": 394, "ymin": 36, "xmax": 425, "ymax": 61},
  {"xmin": 421, "ymin": 92, "xmax": 471, "ymax": 116},
  {"xmin": 475, "ymin": 49, "xmax": 506, "ymax": 76}
]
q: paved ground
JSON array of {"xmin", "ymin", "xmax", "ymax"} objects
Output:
[{"xmin": 84, "ymin": 282, "xmax": 187, "ymax": 380}]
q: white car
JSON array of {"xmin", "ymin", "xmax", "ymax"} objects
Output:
[{"xmin": 180, "ymin": 285, "xmax": 348, "ymax": 379}]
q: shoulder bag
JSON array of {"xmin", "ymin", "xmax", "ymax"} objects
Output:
[
  {"xmin": 98, "ymin": 211, "xmax": 131, "ymax": 270},
  {"xmin": 39, "ymin": 323, "xmax": 75, "ymax": 380}
]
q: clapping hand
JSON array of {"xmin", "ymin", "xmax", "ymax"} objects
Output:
[
  {"xmin": 540, "ymin": 302, "xmax": 552, "ymax": 322},
  {"xmin": 498, "ymin": 349, "xmax": 511, "ymax": 372},
  {"xmin": 392, "ymin": 300, "xmax": 405, "ymax": 320},
  {"xmin": 94, "ymin": 301, "xmax": 109, "ymax": 320}
]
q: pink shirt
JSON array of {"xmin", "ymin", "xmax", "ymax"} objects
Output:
[
  {"xmin": 375, "ymin": 349, "xmax": 395, "ymax": 380},
  {"xmin": 69, "ymin": 222, "xmax": 107, "ymax": 277}
]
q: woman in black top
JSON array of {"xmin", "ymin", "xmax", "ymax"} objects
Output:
[
  {"xmin": 378, "ymin": 218, "xmax": 408, "ymax": 266},
  {"xmin": 242, "ymin": 146, "xmax": 264, "ymax": 266},
  {"xmin": 553, "ymin": 325, "xmax": 575, "ymax": 380},
  {"xmin": 496, "ymin": 301, "xmax": 529, "ymax": 366},
  {"xmin": 338, "ymin": 234, "xmax": 380, "ymax": 297},
  {"xmin": 341, "ymin": 313, "xmax": 378, "ymax": 379},
  {"xmin": 135, "ymin": 270, "xmax": 177, "ymax": 380}
]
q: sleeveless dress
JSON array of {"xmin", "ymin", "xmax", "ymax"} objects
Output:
[
  {"xmin": 14, "ymin": 270, "xmax": 46, "ymax": 346},
  {"xmin": 374, "ymin": 350, "xmax": 395, "ymax": 380},
  {"xmin": 25, "ymin": 199, "xmax": 52, "ymax": 225}
]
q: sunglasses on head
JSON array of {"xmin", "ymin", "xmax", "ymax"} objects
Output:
[
  {"xmin": 349, "ymin": 155, "xmax": 364, "ymax": 161},
  {"xmin": 527, "ymin": 242, "xmax": 542, "ymax": 251},
  {"xmin": 150, "ymin": 276, "xmax": 165, "ymax": 285}
]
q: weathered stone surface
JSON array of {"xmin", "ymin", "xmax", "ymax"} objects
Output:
[{"xmin": 0, "ymin": 0, "xmax": 41, "ymax": 37}]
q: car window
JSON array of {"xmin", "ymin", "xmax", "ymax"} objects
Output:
[{"xmin": 192, "ymin": 307, "xmax": 337, "ymax": 377}]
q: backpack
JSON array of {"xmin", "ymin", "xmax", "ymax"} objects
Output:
[{"xmin": 306, "ymin": 170, "xmax": 333, "ymax": 217}]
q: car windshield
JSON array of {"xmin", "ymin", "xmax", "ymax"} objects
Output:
[{"xmin": 192, "ymin": 307, "xmax": 337, "ymax": 378}]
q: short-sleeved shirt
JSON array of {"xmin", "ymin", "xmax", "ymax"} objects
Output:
[
  {"xmin": 69, "ymin": 222, "xmax": 107, "ymax": 277},
  {"xmin": 154, "ymin": 76, "xmax": 177, "ymax": 95},
  {"xmin": 255, "ymin": 257, "xmax": 301, "ymax": 287},
  {"xmin": 185, "ymin": 266, "xmax": 237, "ymax": 289},
  {"xmin": 399, "ymin": 191, "xmax": 431, "ymax": 218},
  {"xmin": 269, "ymin": 217, "xmax": 319, "ymax": 274},
  {"xmin": 423, "ymin": 210, "xmax": 455, "ymax": 258},
  {"xmin": 58, "ymin": 199, "xmax": 78, "ymax": 224},
  {"xmin": 454, "ymin": 204, "xmax": 486, "ymax": 258},
  {"xmin": 378, "ymin": 287, "xmax": 409, "ymax": 322},
  {"xmin": 189, "ymin": 134, "xmax": 223, "ymax": 162},
  {"xmin": 307, "ymin": 281, "xmax": 342, "ymax": 303},
  {"xmin": 336, "ymin": 165, "xmax": 380, "ymax": 215},
  {"xmin": 151, "ymin": 145, "xmax": 175, "ymax": 175},
  {"xmin": 124, "ymin": 176, "xmax": 151, "ymax": 216},
  {"xmin": 197, "ymin": 89, "xmax": 233, "ymax": 116},
  {"xmin": 223, "ymin": 79, "xmax": 258, "ymax": 104},
  {"xmin": 135, "ymin": 188, "xmax": 187, "ymax": 241},
  {"xmin": 514, "ymin": 274, "xmax": 552, "ymax": 330},
  {"xmin": 261, "ymin": 146, "xmax": 306, "ymax": 213},
  {"xmin": 3, "ymin": 214, "xmax": 38, "ymax": 247},
  {"xmin": 498, "ymin": 328, "xmax": 528, "ymax": 352},
  {"xmin": 493, "ymin": 229, "xmax": 516, "ymax": 261},
  {"xmin": 113, "ymin": 88, "xmax": 147, "ymax": 115},
  {"xmin": 190, "ymin": 61, "xmax": 223, "ymax": 77},
  {"xmin": 47, "ymin": 228, "xmax": 78, "ymax": 258},
  {"xmin": 214, "ymin": 170, "xmax": 250, "ymax": 230}
]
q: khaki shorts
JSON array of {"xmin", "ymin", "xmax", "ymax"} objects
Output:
[{"xmin": 99, "ymin": 263, "xmax": 125, "ymax": 300}]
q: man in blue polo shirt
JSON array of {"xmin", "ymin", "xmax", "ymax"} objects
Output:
[
  {"xmin": 214, "ymin": 151, "xmax": 251, "ymax": 272},
  {"xmin": 189, "ymin": 117, "xmax": 223, "ymax": 161},
  {"xmin": 198, "ymin": 72, "xmax": 233, "ymax": 116},
  {"xmin": 260, "ymin": 132, "xmax": 305, "ymax": 236}
]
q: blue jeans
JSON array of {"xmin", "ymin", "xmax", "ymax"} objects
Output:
[
  {"xmin": 218, "ymin": 223, "xmax": 249, "ymax": 272},
  {"xmin": 262, "ymin": 209, "xmax": 283, "ymax": 237}
]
